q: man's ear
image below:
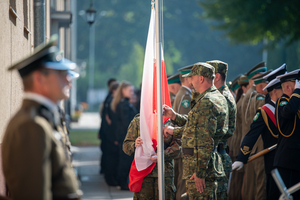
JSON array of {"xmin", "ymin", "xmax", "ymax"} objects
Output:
[{"xmin": 215, "ymin": 73, "xmax": 220, "ymax": 82}]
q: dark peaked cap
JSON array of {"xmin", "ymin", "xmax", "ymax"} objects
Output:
[
  {"xmin": 277, "ymin": 69, "xmax": 300, "ymax": 83},
  {"xmin": 167, "ymin": 72, "xmax": 181, "ymax": 84},
  {"xmin": 263, "ymin": 63, "xmax": 287, "ymax": 82},
  {"xmin": 178, "ymin": 64, "xmax": 193, "ymax": 75},
  {"xmin": 246, "ymin": 62, "xmax": 267, "ymax": 79},
  {"xmin": 263, "ymin": 78, "xmax": 281, "ymax": 92},
  {"xmin": 8, "ymin": 35, "xmax": 75, "ymax": 77}
]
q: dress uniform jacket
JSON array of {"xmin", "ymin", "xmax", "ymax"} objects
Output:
[
  {"xmin": 2, "ymin": 98, "xmax": 80, "ymax": 200},
  {"xmin": 171, "ymin": 86, "xmax": 228, "ymax": 199},
  {"xmin": 274, "ymin": 90, "xmax": 300, "ymax": 170},
  {"xmin": 241, "ymin": 85, "xmax": 256, "ymax": 140},
  {"xmin": 172, "ymin": 85, "xmax": 192, "ymax": 200},
  {"xmin": 123, "ymin": 115, "xmax": 180, "ymax": 199},
  {"xmin": 173, "ymin": 86, "xmax": 192, "ymax": 115}
]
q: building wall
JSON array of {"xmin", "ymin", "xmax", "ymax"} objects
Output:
[{"xmin": 0, "ymin": 0, "xmax": 51, "ymax": 195}]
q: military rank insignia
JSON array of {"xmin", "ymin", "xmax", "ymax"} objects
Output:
[
  {"xmin": 241, "ymin": 146, "xmax": 251, "ymax": 155},
  {"xmin": 182, "ymin": 99, "xmax": 190, "ymax": 108},
  {"xmin": 253, "ymin": 112, "xmax": 260, "ymax": 121},
  {"xmin": 279, "ymin": 101, "xmax": 288, "ymax": 106}
]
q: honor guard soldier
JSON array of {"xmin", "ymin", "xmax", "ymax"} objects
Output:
[
  {"xmin": 207, "ymin": 60, "xmax": 236, "ymax": 199},
  {"xmin": 233, "ymin": 64, "xmax": 286, "ymax": 200},
  {"xmin": 172, "ymin": 65, "xmax": 193, "ymax": 200},
  {"xmin": 2, "ymin": 35, "xmax": 82, "ymax": 200},
  {"xmin": 123, "ymin": 114, "xmax": 180, "ymax": 200},
  {"xmin": 163, "ymin": 62, "xmax": 228, "ymax": 199},
  {"xmin": 274, "ymin": 69, "xmax": 300, "ymax": 199},
  {"xmin": 228, "ymin": 75, "xmax": 249, "ymax": 199},
  {"xmin": 240, "ymin": 62, "xmax": 267, "ymax": 200},
  {"xmin": 167, "ymin": 72, "xmax": 181, "ymax": 107}
]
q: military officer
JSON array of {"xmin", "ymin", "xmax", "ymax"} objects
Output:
[
  {"xmin": 2, "ymin": 35, "xmax": 82, "ymax": 200},
  {"xmin": 233, "ymin": 64, "xmax": 286, "ymax": 200},
  {"xmin": 274, "ymin": 69, "xmax": 300, "ymax": 199},
  {"xmin": 163, "ymin": 62, "xmax": 228, "ymax": 199},
  {"xmin": 168, "ymin": 72, "xmax": 181, "ymax": 107},
  {"xmin": 228, "ymin": 75, "xmax": 249, "ymax": 200},
  {"xmin": 206, "ymin": 60, "xmax": 236, "ymax": 199},
  {"xmin": 172, "ymin": 65, "xmax": 193, "ymax": 200},
  {"xmin": 240, "ymin": 62, "xmax": 267, "ymax": 200},
  {"xmin": 123, "ymin": 114, "xmax": 180, "ymax": 200}
]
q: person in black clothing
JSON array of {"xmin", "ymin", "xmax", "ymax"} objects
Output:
[
  {"xmin": 111, "ymin": 81, "xmax": 137, "ymax": 190},
  {"xmin": 274, "ymin": 69, "xmax": 300, "ymax": 199},
  {"xmin": 98, "ymin": 78, "xmax": 117, "ymax": 175}
]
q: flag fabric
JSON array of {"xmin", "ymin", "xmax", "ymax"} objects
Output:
[{"xmin": 128, "ymin": 7, "xmax": 171, "ymax": 193}]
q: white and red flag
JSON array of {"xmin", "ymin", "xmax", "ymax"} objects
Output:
[{"xmin": 128, "ymin": 7, "xmax": 171, "ymax": 192}]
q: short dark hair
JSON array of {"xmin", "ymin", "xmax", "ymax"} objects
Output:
[
  {"xmin": 219, "ymin": 73, "xmax": 226, "ymax": 82},
  {"xmin": 107, "ymin": 78, "xmax": 117, "ymax": 87}
]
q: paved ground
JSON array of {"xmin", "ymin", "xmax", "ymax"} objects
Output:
[{"xmin": 71, "ymin": 112, "xmax": 134, "ymax": 200}]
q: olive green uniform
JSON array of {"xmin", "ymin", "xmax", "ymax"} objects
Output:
[
  {"xmin": 171, "ymin": 85, "xmax": 228, "ymax": 199},
  {"xmin": 2, "ymin": 100, "xmax": 81, "ymax": 200},
  {"xmin": 170, "ymin": 92, "xmax": 176, "ymax": 108},
  {"xmin": 173, "ymin": 86, "xmax": 192, "ymax": 200},
  {"xmin": 123, "ymin": 115, "xmax": 180, "ymax": 200}
]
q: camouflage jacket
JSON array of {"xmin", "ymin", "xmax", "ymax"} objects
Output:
[
  {"xmin": 123, "ymin": 115, "xmax": 181, "ymax": 177},
  {"xmin": 171, "ymin": 86, "xmax": 228, "ymax": 180},
  {"xmin": 218, "ymin": 85, "xmax": 237, "ymax": 147}
]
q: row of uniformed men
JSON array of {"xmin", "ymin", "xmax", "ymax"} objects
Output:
[
  {"xmin": 228, "ymin": 62, "xmax": 300, "ymax": 200},
  {"xmin": 167, "ymin": 60, "xmax": 236, "ymax": 200}
]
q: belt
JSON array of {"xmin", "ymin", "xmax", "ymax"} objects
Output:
[{"xmin": 182, "ymin": 148, "xmax": 194, "ymax": 156}]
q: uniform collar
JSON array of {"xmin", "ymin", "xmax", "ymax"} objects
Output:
[
  {"xmin": 182, "ymin": 85, "xmax": 192, "ymax": 93},
  {"xmin": 24, "ymin": 92, "xmax": 60, "ymax": 125},
  {"xmin": 196, "ymin": 85, "xmax": 216, "ymax": 102},
  {"xmin": 218, "ymin": 84, "xmax": 227, "ymax": 92}
]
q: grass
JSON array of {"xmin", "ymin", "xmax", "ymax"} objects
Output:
[{"xmin": 69, "ymin": 129, "xmax": 100, "ymax": 146}]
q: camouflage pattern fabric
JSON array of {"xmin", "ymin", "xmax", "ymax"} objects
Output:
[
  {"xmin": 206, "ymin": 60, "xmax": 228, "ymax": 74},
  {"xmin": 183, "ymin": 62, "xmax": 215, "ymax": 79},
  {"xmin": 171, "ymin": 86, "xmax": 228, "ymax": 181},
  {"xmin": 191, "ymin": 92, "xmax": 200, "ymax": 108},
  {"xmin": 133, "ymin": 177, "xmax": 175, "ymax": 200},
  {"xmin": 186, "ymin": 179, "xmax": 218, "ymax": 200},
  {"xmin": 123, "ymin": 115, "xmax": 180, "ymax": 177}
]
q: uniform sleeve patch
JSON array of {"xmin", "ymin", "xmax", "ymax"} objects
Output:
[
  {"xmin": 279, "ymin": 101, "xmax": 288, "ymax": 106},
  {"xmin": 256, "ymin": 96, "xmax": 265, "ymax": 100},
  {"xmin": 182, "ymin": 99, "xmax": 190, "ymax": 109},
  {"xmin": 253, "ymin": 112, "xmax": 260, "ymax": 121},
  {"xmin": 240, "ymin": 146, "xmax": 251, "ymax": 155}
]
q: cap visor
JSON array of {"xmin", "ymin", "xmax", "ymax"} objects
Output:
[
  {"xmin": 182, "ymin": 73, "xmax": 192, "ymax": 77},
  {"xmin": 68, "ymin": 70, "xmax": 79, "ymax": 80}
]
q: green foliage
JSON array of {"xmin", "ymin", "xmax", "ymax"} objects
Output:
[{"xmin": 198, "ymin": 0, "xmax": 300, "ymax": 45}]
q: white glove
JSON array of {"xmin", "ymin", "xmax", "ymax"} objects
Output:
[
  {"xmin": 232, "ymin": 161, "xmax": 244, "ymax": 171},
  {"xmin": 295, "ymin": 79, "xmax": 300, "ymax": 89}
]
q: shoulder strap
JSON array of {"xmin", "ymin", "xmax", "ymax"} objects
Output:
[{"xmin": 261, "ymin": 104, "xmax": 276, "ymax": 126}]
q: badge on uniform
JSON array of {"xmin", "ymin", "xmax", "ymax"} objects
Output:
[
  {"xmin": 182, "ymin": 99, "xmax": 190, "ymax": 108},
  {"xmin": 253, "ymin": 112, "xmax": 260, "ymax": 121},
  {"xmin": 279, "ymin": 101, "xmax": 288, "ymax": 106},
  {"xmin": 256, "ymin": 96, "xmax": 265, "ymax": 100},
  {"xmin": 240, "ymin": 146, "xmax": 251, "ymax": 155}
]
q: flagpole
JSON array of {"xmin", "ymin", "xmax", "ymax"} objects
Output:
[{"xmin": 155, "ymin": 0, "xmax": 165, "ymax": 199}]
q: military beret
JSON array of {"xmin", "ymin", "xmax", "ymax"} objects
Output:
[
  {"xmin": 206, "ymin": 60, "xmax": 228, "ymax": 74},
  {"xmin": 246, "ymin": 62, "xmax": 267, "ymax": 79},
  {"xmin": 238, "ymin": 75, "xmax": 249, "ymax": 86},
  {"xmin": 253, "ymin": 70, "xmax": 272, "ymax": 85},
  {"xmin": 277, "ymin": 69, "xmax": 300, "ymax": 83},
  {"xmin": 263, "ymin": 63, "xmax": 287, "ymax": 82},
  {"xmin": 178, "ymin": 64, "xmax": 193, "ymax": 75},
  {"xmin": 263, "ymin": 78, "xmax": 281, "ymax": 92},
  {"xmin": 167, "ymin": 72, "xmax": 181, "ymax": 84},
  {"xmin": 8, "ymin": 35, "xmax": 76, "ymax": 78},
  {"xmin": 182, "ymin": 62, "xmax": 215, "ymax": 79}
]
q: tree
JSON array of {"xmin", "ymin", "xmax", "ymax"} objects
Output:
[{"xmin": 198, "ymin": 0, "xmax": 300, "ymax": 45}]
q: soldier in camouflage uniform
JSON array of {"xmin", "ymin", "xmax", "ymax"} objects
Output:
[
  {"xmin": 173, "ymin": 65, "xmax": 193, "ymax": 200},
  {"xmin": 207, "ymin": 60, "xmax": 237, "ymax": 200},
  {"xmin": 168, "ymin": 72, "xmax": 181, "ymax": 107},
  {"xmin": 123, "ymin": 114, "xmax": 180, "ymax": 200},
  {"xmin": 163, "ymin": 62, "xmax": 228, "ymax": 199}
]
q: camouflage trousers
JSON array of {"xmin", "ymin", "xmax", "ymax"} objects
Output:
[
  {"xmin": 216, "ymin": 152, "xmax": 231, "ymax": 200},
  {"xmin": 133, "ymin": 177, "xmax": 175, "ymax": 200},
  {"xmin": 186, "ymin": 179, "xmax": 218, "ymax": 200}
]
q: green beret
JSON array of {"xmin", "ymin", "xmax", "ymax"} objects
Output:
[
  {"xmin": 182, "ymin": 62, "xmax": 215, "ymax": 79},
  {"xmin": 246, "ymin": 62, "xmax": 267, "ymax": 79},
  {"xmin": 206, "ymin": 60, "xmax": 228, "ymax": 74}
]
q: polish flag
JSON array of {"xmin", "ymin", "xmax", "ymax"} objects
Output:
[{"xmin": 128, "ymin": 7, "xmax": 171, "ymax": 192}]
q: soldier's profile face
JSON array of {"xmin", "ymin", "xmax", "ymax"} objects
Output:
[{"xmin": 190, "ymin": 75, "xmax": 200, "ymax": 92}]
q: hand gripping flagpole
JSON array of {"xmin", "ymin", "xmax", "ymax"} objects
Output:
[{"xmin": 155, "ymin": 0, "xmax": 165, "ymax": 199}]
